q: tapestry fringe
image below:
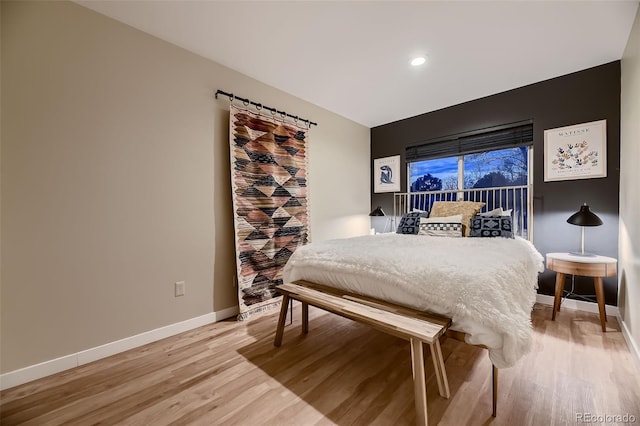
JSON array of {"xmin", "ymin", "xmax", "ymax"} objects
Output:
[{"xmin": 236, "ymin": 299, "xmax": 282, "ymax": 322}]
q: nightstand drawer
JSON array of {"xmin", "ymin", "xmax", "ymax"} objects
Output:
[{"xmin": 546, "ymin": 257, "xmax": 617, "ymax": 277}]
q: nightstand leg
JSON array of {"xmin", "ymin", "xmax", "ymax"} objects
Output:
[
  {"xmin": 552, "ymin": 272, "xmax": 565, "ymax": 320},
  {"xmin": 593, "ymin": 277, "xmax": 607, "ymax": 332}
]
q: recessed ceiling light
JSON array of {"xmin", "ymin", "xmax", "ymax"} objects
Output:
[{"xmin": 411, "ymin": 56, "xmax": 426, "ymax": 66}]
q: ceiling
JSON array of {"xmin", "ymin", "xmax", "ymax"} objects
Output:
[{"xmin": 76, "ymin": 1, "xmax": 638, "ymax": 128}]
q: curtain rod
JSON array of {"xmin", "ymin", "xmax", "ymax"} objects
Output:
[{"xmin": 215, "ymin": 90, "xmax": 318, "ymax": 127}]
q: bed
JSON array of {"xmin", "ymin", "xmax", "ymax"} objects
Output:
[
  {"xmin": 282, "ymin": 193, "xmax": 543, "ymax": 366},
  {"xmin": 283, "ymin": 231, "xmax": 544, "ymax": 368},
  {"xmin": 275, "ymin": 196, "xmax": 544, "ymax": 424}
]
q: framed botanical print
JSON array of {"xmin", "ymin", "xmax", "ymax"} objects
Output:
[
  {"xmin": 373, "ymin": 155, "xmax": 401, "ymax": 193},
  {"xmin": 544, "ymin": 120, "xmax": 607, "ymax": 182}
]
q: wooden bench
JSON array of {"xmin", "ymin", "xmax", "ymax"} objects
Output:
[{"xmin": 274, "ymin": 280, "xmax": 452, "ymax": 426}]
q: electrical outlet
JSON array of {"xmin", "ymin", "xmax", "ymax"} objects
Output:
[{"xmin": 175, "ymin": 281, "xmax": 185, "ymax": 297}]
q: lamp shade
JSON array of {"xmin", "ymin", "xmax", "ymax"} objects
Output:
[
  {"xmin": 369, "ymin": 206, "xmax": 385, "ymax": 216},
  {"xmin": 566, "ymin": 203, "xmax": 603, "ymax": 227}
]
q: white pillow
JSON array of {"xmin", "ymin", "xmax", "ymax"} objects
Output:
[
  {"xmin": 418, "ymin": 215, "xmax": 464, "ymax": 237},
  {"xmin": 480, "ymin": 207, "xmax": 513, "ymax": 217},
  {"xmin": 421, "ymin": 214, "xmax": 463, "ymax": 223},
  {"xmin": 481, "ymin": 207, "xmax": 503, "ymax": 216}
]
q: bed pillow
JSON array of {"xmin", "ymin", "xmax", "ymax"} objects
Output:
[
  {"xmin": 480, "ymin": 207, "xmax": 513, "ymax": 216},
  {"xmin": 418, "ymin": 215, "xmax": 463, "ymax": 237},
  {"xmin": 481, "ymin": 207, "xmax": 503, "ymax": 216},
  {"xmin": 469, "ymin": 215, "xmax": 514, "ymax": 238},
  {"xmin": 480, "ymin": 207, "xmax": 513, "ymax": 217},
  {"xmin": 430, "ymin": 201, "xmax": 485, "ymax": 236},
  {"xmin": 396, "ymin": 211, "xmax": 429, "ymax": 234}
]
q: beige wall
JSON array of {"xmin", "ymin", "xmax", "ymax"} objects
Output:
[
  {"xmin": 620, "ymin": 7, "xmax": 640, "ymax": 359},
  {"xmin": 0, "ymin": 1, "xmax": 370, "ymax": 373}
]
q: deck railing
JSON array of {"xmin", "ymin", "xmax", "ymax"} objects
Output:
[{"xmin": 393, "ymin": 185, "xmax": 532, "ymax": 239}]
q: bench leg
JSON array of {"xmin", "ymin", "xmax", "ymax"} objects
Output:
[
  {"xmin": 274, "ymin": 294, "xmax": 290, "ymax": 347},
  {"xmin": 492, "ymin": 365, "xmax": 498, "ymax": 417},
  {"xmin": 429, "ymin": 340, "xmax": 450, "ymax": 399},
  {"xmin": 289, "ymin": 298, "xmax": 293, "ymax": 325},
  {"xmin": 302, "ymin": 302, "xmax": 309, "ymax": 334},
  {"xmin": 410, "ymin": 338, "xmax": 429, "ymax": 426}
]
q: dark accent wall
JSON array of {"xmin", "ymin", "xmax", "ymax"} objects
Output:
[{"xmin": 371, "ymin": 61, "xmax": 621, "ymax": 305}]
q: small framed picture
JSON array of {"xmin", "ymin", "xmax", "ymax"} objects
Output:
[
  {"xmin": 544, "ymin": 120, "xmax": 607, "ymax": 182},
  {"xmin": 373, "ymin": 155, "xmax": 401, "ymax": 193}
]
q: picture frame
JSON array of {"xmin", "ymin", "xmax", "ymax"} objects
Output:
[
  {"xmin": 544, "ymin": 119, "xmax": 607, "ymax": 182},
  {"xmin": 373, "ymin": 155, "xmax": 401, "ymax": 193}
]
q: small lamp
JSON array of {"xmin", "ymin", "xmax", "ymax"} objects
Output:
[
  {"xmin": 369, "ymin": 206, "xmax": 385, "ymax": 217},
  {"xmin": 369, "ymin": 206, "xmax": 392, "ymax": 233},
  {"xmin": 566, "ymin": 203, "xmax": 603, "ymax": 256}
]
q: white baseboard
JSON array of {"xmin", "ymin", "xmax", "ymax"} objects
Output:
[
  {"xmin": 0, "ymin": 353, "xmax": 79, "ymax": 392},
  {"xmin": 535, "ymin": 294, "xmax": 620, "ymax": 317},
  {"xmin": 0, "ymin": 306, "xmax": 238, "ymax": 391},
  {"xmin": 214, "ymin": 305, "xmax": 239, "ymax": 321},
  {"xmin": 619, "ymin": 316, "xmax": 640, "ymax": 371}
]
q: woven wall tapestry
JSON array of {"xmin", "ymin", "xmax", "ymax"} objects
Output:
[{"xmin": 229, "ymin": 105, "xmax": 310, "ymax": 320}]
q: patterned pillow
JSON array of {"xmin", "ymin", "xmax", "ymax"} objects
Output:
[
  {"xmin": 469, "ymin": 215, "xmax": 514, "ymax": 238},
  {"xmin": 430, "ymin": 201, "xmax": 485, "ymax": 236},
  {"xmin": 418, "ymin": 215, "xmax": 463, "ymax": 237},
  {"xmin": 396, "ymin": 211, "xmax": 429, "ymax": 234}
]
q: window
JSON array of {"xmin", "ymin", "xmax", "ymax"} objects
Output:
[
  {"xmin": 409, "ymin": 146, "xmax": 530, "ymax": 191},
  {"xmin": 405, "ymin": 121, "xmax": 534, "ymax": 237}
]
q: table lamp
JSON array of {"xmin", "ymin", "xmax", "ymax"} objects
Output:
[
  {"xmin": 369, "ymin": 206, "xmax": 392, "ymax": 233},
  {"xmin": 566, "ymin": 203, "xmax": 603, "ymax": 256}
]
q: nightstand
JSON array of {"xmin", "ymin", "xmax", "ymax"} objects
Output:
[{"xmin": 546, "ymin": 252, "xmax": 617, "ymax": 332}]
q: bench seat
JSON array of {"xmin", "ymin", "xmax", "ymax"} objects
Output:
[{"xmin": 274, "ymin": 280, "xmax": 452, "ymax": 426}]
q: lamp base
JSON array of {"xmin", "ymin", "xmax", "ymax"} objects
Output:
[{"xmin": 569, "ymin": 251, "xmax": 597, "ymax": 257}]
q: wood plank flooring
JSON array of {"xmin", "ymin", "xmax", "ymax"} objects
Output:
[{"xmin": 1, "ymin": 304, "xmax": 639, "ymax": 425}]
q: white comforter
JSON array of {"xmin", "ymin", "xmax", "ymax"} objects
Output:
[{"xmin": 283, "ymin": 233, "xmax": 544, "ymax": 368}]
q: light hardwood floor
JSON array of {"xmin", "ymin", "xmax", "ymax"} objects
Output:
[{"xmin": 2, "ymin": 304, "xmax": 639, "ymax": 425}]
